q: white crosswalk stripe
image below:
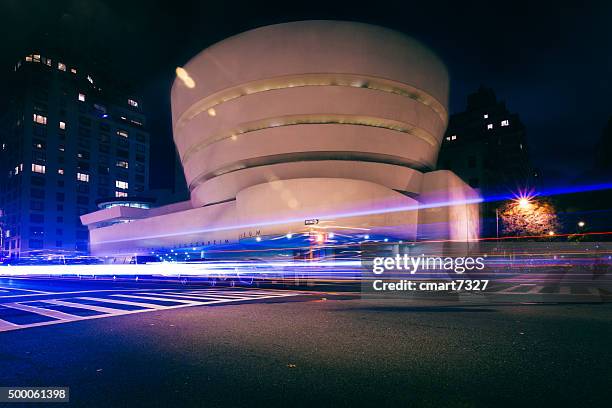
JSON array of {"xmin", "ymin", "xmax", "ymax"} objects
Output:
[
  {"xmin": 0, "ymin": 288, "xmax": 302, "ymax": 333},
  {"xmin": 2, "ymin": 302, "xmax": 79, "ymax": 321}
]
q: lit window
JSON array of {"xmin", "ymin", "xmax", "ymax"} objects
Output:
[
  {"xmin": 25, "ymin": 55, "xmax": 33, "ymax": 62},
  {"xmin": 128, "ymin": 99, "xmax": 139, "ymax": 107},
  {"xmin": 58, "ymin": 62, "xmax": 66, "ymax": 71},
  {"xmin": 117, "ymin": 130, "xmax": 128, "ymax": 138},
  {"xmin": 445, "ymin": 136, "xmax": 451, "ymax": 141},
  {"xmin": 487, "ymin": 124, "xmax": 493, "ymax": 130},
  {"xmin": 87, "ymin": 75, "xmax": 94, "ymax": 84},
  {"xmin": 78, "ymin": 93, "xmax": 86, "ymax": 102},
  {"xmin": 483, "ymin": 114, "xmax": 489, "ymax": 119},
  {"xmin": 58, "ymin": 168, "xmax": 64, "ymax": 175},
  {"xmin": 116, "ymin": 160, "xmax": 129, "ymax": 169},
  {"xmin": 33, "ymin": 114, "xmax": 47, "ymax": 125},
  {"xmin": 77, "ymin": 172, "xmax": 89, "ymax": 182},
  {"xmin": 33, "ymin": 54, "xmax": 40, "ymax": 62},
  {"xmin": 115, "ymin": 191, "xmax": 128, "ymax": 198},
  {"xmin": 451, "ymin": 135, "xmax": 457, "ymax": 140},
  {"xmin": 70, "ymin": 68, "xmax": 77, "ymax": 74},
  {"xmin": 59, "ymin": 121, "xmax": 66, "ymax": 130},
  {"xmin": 115, "ymin": 180, "xmax": 129, "ymax": 190},
  {"xmin": 501, "ymin": 120, "xmax": 509, "ymax": 126},
  {"xmin": 32, "ymin": 164, "xmax": 46, "ymax": 174},
  {"xmin": 58, "ymin": 145, "xmax": 65, "ymax": 152}
]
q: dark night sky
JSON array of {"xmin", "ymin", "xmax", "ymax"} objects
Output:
[{"xmin": 1, "ymin": 0, "xmax": 610, "ymax": 188}]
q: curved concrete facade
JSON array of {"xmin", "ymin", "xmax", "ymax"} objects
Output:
[
  {"xmin": 83, "ymin": 21, "xmax": 479, "ymax": 256},
  {"xmin": 171, "ymin": 20, "xmax": 449, "ymax": 208}
]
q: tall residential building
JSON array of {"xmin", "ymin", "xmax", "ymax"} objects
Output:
[
  {"xmin": 437, "ymin": 86, "xmax": 533, "ymax": 236},
  {"xmin": 438, "ymin": 86, "xmax": 533, "ymax": 194},
  {"xmin": 0, "ymin": 53, "xmax": 150, "ymax": 259}
]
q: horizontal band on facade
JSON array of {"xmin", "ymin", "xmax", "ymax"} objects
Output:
[
  {"xmin": 180, "ymin": 115, "xmax": 438, "ymax": 164},
  {"xmin": 174, "ymin": 73, "xmax": 447, "ymax": 131},
  {"xmin": 187, "ymin": 153, "xmax": 431, "ymax": 192}
]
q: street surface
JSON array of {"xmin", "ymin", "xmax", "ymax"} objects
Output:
[{"xmin": 0, "ymin": 277, "xmax": 611, "ymax": 407}]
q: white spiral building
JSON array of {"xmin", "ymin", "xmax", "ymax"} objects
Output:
[{"xmin": 82, "ymin": 21, "xmax": 479, "ymax": 256}]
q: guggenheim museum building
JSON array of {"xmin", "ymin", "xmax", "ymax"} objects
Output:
[{"xmin": 81, "ymin": 20, "xmax": 480, "ymax": 258}]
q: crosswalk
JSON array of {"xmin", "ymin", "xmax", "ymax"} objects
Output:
[
  {"xmin": 485, "ymin": 283, "xmax": 610, "ymax": 296},
  {"xmin": 0, "ymin": 288, "xmax": 302, "ymax": 333}
]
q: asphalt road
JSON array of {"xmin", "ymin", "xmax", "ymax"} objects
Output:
[{"xmin": 0, "ymin": 280, "xmax": 611, "ymax": 407}]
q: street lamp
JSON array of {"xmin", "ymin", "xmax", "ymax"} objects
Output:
[{"xmin": 578, "ymin": 221, "xmax": 585, "ymax": 228}]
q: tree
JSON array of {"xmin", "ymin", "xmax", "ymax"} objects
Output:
[{"xmin": 499, "ymin": 196, "xmax": 560, "ymax": 237}]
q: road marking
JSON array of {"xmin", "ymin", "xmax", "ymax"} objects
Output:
[
  {"xmin": 527, "ymin": 286, "xmax": 545, "ymax": 294},
  {"xmin": 110, "ymin": 294, "xmax": 201, "ymax": 305},
  {"xmin": 559, "ymin": 286, "xmax": 571, "ymax": 295},
  {"xmin": 2, "ymin": 302, "xmax": 79, "ymax": 321},
  {"xmin": 45, "ymin": 299, "xmax": 129, "ymax": 314},
  {"xmin": 167, "ymin": 292, "xmax": 253, "ymax": 300},
  {"xmin": 0, "ymin": 288, "xmax": 170, "ymax": 300},
  {"xmin": 139, "ymin": 292, "xmax": 240, "ymax": 302},
  {"xmin": 0, "ymin": 318, "xmax": 19, "ymax": 330},
  {"xmin": 0, "ymin": 286, "xmax": 51, "ymax": 294},
  {"xmin": 496, "ymin": 285, "xmax": 524, "ymax": 294},
  {"xmin": 78, "ymin": 296, "xmax": 168, "ymax": 310},
  {"xmin": 0, "ymin": 289, "xmax": 303, "ymax": 333}
]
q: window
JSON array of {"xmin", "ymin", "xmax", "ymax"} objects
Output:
[
  {"xmin": 59, "ymin": 121, "xmax": 66, "ymax": 130},
  {"xmin": 33, "ymin": 114, "xmax": 47, "ymax": 125},
  {"xmin": 128, "ymin": 99, "xmax": 139, "ymax": 107},
  {"xmin": 31, "ymin": 164, "xmax": 46, "ymax": 174},
  {"xmin": 58, "ymin": 145, "xmax": 65, "ymax": 152},
  {"xmin": 30, "ymin": 214, "xmax": 45, "ymax": 224},
  {"xmin": 78, "ymin": 93, "xmax": 86, "ymax": 102},
  {"xmin": 487, "ymin": 124, "xmax": 493, "ymax": 130},
  {"xmin": 116, "ymin": 180, "xmax": 128, "ymax": 190},
  {"xmin": 56, "ymin": 192, "xmax": 65, "ymax": 201},
  {"xmin": 501, "ymin": 120, "xmax": 509, "ymax": 127},
  {"xmin": 451, "ymin": 135, "xmax": 457, "ymax": 140},
  {"xmin": 29, "ymin": 239, "xmax": 43, "ymax": 249},
  {"xmin": 116, "ymin": 160, "xmax": 129, "ymax": 169},
  {"xmin": 483, "ymin": 114, "xmax": 488, "ymax": 119},
  {"xmin": 31, "ymin": 201, "xmax": 44, "ymax": 211},
  {"xmin": 87, "ymin": 75, "xmax": 94, "ymax": 84},
  {"xmin": 30, "ymin": 227, "xmax": 44, "ymax": 236},
  {"xmin": 31, "ymin": 175, "xmax": 45, "ymax": 186},
  {"xmin": 31, "ymin": 188, "xmax": 45, "ymax": 199},
  {"xmin": 117, "ymin": 130, "xmax": 128, "ymax": 138},
  {"xmin": 77, "ymin": 196, "xmax": 89, "ymax": 205},
  {"xmin": 70, "ymin": 68, "xmax": 77, "ymax": 74},
  {"xmin": 115, "ymin": 191, "xmax": 128, "ymax": 198},
  {"xmin": 77, "ymin": 172, "xmax": 89, "ymax": 182},
  {"xmin": 58, "ymin": 62, "xmax": 66, "ymax": 71}
]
